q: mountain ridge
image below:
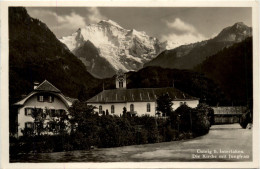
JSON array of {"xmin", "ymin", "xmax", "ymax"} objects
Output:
[
  {"xmin": 59, "ymin": 19, "xmax": 166, "ymax": 78},
  {"xmin": 144, "ymin": 22, "xmax": 252, "ymax": 69}
]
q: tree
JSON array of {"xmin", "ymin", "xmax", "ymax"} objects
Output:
[
  {"xmin": 172, "ymin": 104, "xmax": 193, "ymax": 132},
  {"xmin": 48, "ymin": 109, "xmax": 69, "ymax": 135},
  {"xmin": 68, "ymin": 101, "xmax": 99, "ymax": 148},
  {"xmin": 68, "ymin": 101, "xmax": 96, "ymax": 133},
  {"xmin": 192, "ymin": 104, "xmax": 211, "ymax": 136},
  {"xmin": 122, "ymin": 107, "xmax": 127, "ymax": 117},
  {"xmin": 239, "ymin": 107, "xmax": 252, "ymax": 129},
  {"xmin": 156, "ymin": 94, "xmax": 173, "ymax": 116},
  {"xmin": 31, "ymin": 107, "xmax": 47, "ymax": 136}
]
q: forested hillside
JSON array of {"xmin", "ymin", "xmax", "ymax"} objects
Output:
[
  {"xmin": 195, "ymin": 37, "xmax": 253, "ymax": 105},
  {"xmin": 9, "ymin": 7, "xmax": 100, "ymax": 104}
]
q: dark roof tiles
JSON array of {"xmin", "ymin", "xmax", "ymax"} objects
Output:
[
  {"xmin": 34, "ymin": 80, "xmax": 61, "ymax": 93},
  {"xmin": 87, "ymin": 87, "xmax": 198, "ymax": 103}
]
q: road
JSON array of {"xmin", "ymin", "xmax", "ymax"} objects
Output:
[{"xmin": 11, "ymin": 123, "xmax": 252, "ymax": 162}]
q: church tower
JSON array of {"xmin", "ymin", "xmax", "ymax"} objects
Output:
[{"xmin": 116, "ymin": 70, "xmax": 127, "ymax": 89}]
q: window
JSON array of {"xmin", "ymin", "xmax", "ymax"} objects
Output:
[
  {"xmin": 111, "ymin": 105, "xmax": 115, "ymax": 114},
  {"xmin": 147, "ymin": 103, "xmax": 151, "ymax": 112},
  {"xmin": 99, "ymin": 105, "xmax": 103, "ymax": 114},
  {"xmin": 180, "ymin": 102, "xmax": 183, "ymax": 106},
  {"xmin": 59, "ymin": 109, "xmax": 66, "ymax": 116},
  {"xmin": 25, "ymin": 122, "xmax": 33, "ymax": 129},
  {"xmin": 130, "ymin": 104, "xmax": 134, "ymax": 112},
  {"xmin": 48, "ymin": 96, "xmax": 54, "ymax": 103},
  {"xmin": 25, "ymin": 108, "xmax": 32, "ymax": 116},
  {"xmin": 46, "ymin": 109, "xmax": 51, "ymax": 116},
  {"xmin": 119, "ymin": 81, "xmax": 123, "ymax": 88},
  {"xmin": 38, "ymin": 95, "xmax": 44, "ymax": 102},
  {"xmin": 50, "ymin": 109, "xmax": 56, "ymax": 117},
  {"xmin": 184, "ymin": 102, "xmax": 187, "ymax": 105}
]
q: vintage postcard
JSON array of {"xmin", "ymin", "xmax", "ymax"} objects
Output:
[{"xmin": 0, "ymin": 0, "xmax": 259, "ymax": 168}]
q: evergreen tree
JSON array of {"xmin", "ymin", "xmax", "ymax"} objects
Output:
[{"xmin": 156, "ymin": 94, "xmax": 173, "ymax": 116}]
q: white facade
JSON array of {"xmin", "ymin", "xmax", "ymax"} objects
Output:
[
  {"xmin": 90, "ymin": 101, "xmax": 156, "ymax": 116},
  {"xmin": 15, "ymin": 80, "xmax": 74, "ymax": 137},
  {"xmin": 17, "ymin": 93, "xmax": 70, "ymax": 136},
  {"xmin": 87, "ymin": 73, "xmax": 200, "ymax": 117},
  {"xmin": 89, "ymin": 99, "xmax": 199, "ymax": 117}
]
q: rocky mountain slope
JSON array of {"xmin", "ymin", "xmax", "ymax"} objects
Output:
[
  {"xmin": 60, "ymin": 20, "xmax": 166, "ymax": 78},
  {"xmin": 9, "ymin": 7, "xmax": 100, "ymax": 104},
  {"xmin": 144, "ymin": 22, "xmax": 252, "ymax": 69}
]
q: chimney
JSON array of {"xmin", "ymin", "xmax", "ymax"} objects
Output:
[{"xmin": 33, "ymin": 81, "xmax": 39, "ymax": 89}]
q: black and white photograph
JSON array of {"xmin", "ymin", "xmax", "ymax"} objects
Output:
[{"xmin": 0, "ymin": 1, "xmax": 259, "ymax": 168}]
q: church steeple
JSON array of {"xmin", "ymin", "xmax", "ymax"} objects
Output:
[{"xmin": 116, "ymin": 70, "xmax": 126, "ymax": 89}]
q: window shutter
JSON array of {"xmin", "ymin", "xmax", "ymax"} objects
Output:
[
  {"xmin": 25, "ymin": 108, "xmax": 27, "ymax": 115},
  {"xmin": 50, "ymin": 96, "xmax": 54, "ymax": 102}
]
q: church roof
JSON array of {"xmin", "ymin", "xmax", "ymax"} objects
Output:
[
  {"xmin": 87, "ymin": 87, "xmax": 199, "ymax": 103},
  {"xmin": 35, "ymin": 80, "xmax": 61, "ymax": 93}
]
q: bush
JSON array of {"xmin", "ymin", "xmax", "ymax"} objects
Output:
[
  {"xmin": 11, "ymin": 102, "xmax": 213, "ymax": 156},
  {"xmin": 165, "ymin": 126, "xmax": 178, "ymax": 141},
  {"xmin": 192, "ymin": 105, "xmax": 211, "ymax": 136},
  {"xmin": 135, "ymin": 128, "xmax": 148, "ymax": 144},
  {"xmin": 170, "ymin": 104, "xmax": 211, "ymax": 137},
  {"xmin": 239, "ymin": 109, "xmax": 252, "ymax": 129}
]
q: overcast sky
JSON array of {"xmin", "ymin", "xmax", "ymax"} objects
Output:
[{"xmin": 26, "ymin": 7, "xmax": 252, "ymax": 48}]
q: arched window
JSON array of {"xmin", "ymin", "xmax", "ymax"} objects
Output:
[
  {"xmin": 147, "ymin": 103, "xmax": 151, "ymax": 112},
  {"xmin": 111, "ymin": 105, "xmax": 115, "ymax": 114},
  {"xmin": 99, "ymin": 105, "xmax": 102, "ymax": 114},
  {"xmin": 130, "ymin": 104, "xmax": 134, "ymax": 112}
]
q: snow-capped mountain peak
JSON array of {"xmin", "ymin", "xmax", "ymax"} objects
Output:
[
  {"xmin": 98, "ymin": 19, "xmax": 124, "ymax": 29},
  {"xmin": 59, "ymin": 19, "xmax": 166, "ymax": 78}
]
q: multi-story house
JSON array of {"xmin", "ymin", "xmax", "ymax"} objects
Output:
[{"xmin": 14, "ymin": 80, "xmax": 76, "ymax": 137}]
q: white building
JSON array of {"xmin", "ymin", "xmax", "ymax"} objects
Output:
[
  {"xmin": 14, "ymin": 80, "xmax": 77, "ymax": 137},
  {"xmin": 87, "ymin": 73, "xmax": 199, "ymax": 116}
]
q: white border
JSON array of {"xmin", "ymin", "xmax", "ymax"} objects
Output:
[{"xmin": 1, "ymin": 1, "xmax": 259, "ymax": 169}]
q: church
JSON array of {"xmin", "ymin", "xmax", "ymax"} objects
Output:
[{"xmin": 87, "ymin": 72, "xmax": 199, "ymax": 117}]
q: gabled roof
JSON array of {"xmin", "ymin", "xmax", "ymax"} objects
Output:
[
  {"xmin": 14, "ymin": 80, "xmax": 76, "ymax": 107},
  {"xmin": 87, "ymin": 87, "xmax": 199, "ymax": 103},
  {"xmin": 35, "ymin": 80, "xmax": 61, "ymax": 93}
]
